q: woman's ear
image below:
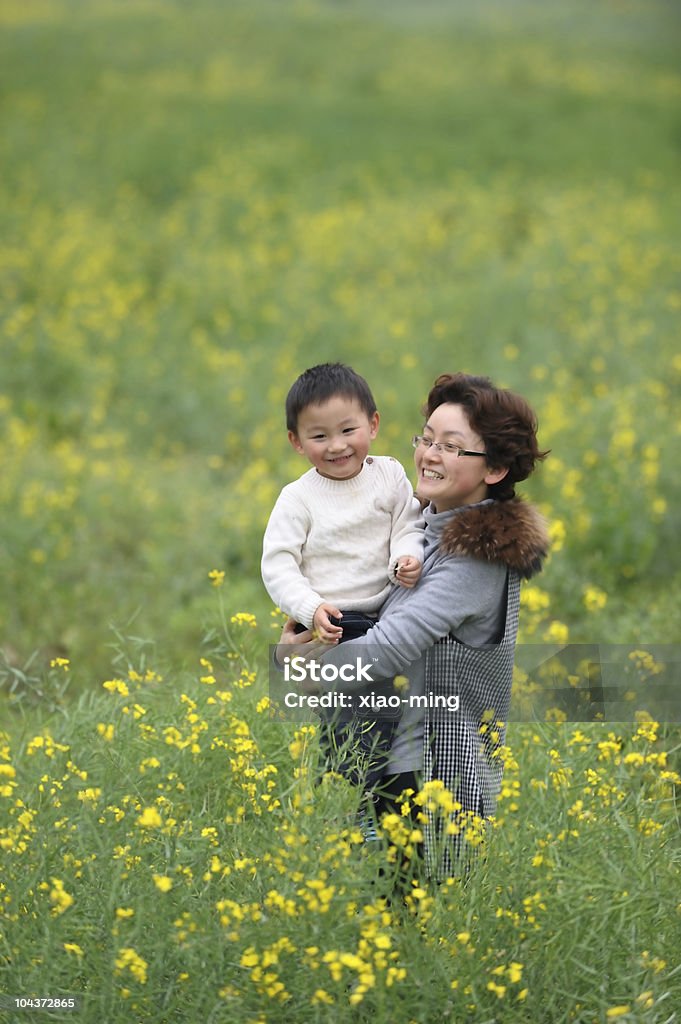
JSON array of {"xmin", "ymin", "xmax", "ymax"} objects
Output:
[{"xmin": 484, "ymin": 465, "xmax": 509, "ymax": 487}]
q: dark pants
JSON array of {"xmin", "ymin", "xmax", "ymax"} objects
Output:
[
  {"xmin": 295, "ymin": 610, "xmax": 400, "ymax": 792},
  {"xmin": 373, "ymin": 770, "xmax": 422, "ymax": 819},
  {"xmin": 369, "ymin": 771, "xmax": 425, "ymax": 898}
]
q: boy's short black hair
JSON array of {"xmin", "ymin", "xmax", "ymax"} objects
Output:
[{"xmin": 286, "ymin": 363, "xmax": 377, "ymax": 432}]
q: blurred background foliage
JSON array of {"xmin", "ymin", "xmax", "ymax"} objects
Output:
[{"xmin": 1, "ymin": 0, "xmax": 680, "ymax": 695}]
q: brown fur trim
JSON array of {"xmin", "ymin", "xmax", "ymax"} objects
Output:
[{"xmin": 439, "ymin": 499, "xmax": 550, "ymax": 579}]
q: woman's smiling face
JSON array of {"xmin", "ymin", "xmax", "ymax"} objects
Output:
[{"xmin": 414, "ymin": 403, "xmax": 507, "ymax": 512}]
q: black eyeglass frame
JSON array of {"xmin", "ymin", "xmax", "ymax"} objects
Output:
[{"xmin": 412, "ymin": 435, "xmax": 488, "ymax": 458}]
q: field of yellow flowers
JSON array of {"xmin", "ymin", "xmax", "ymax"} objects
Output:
[
  {"xmin": 1, "ymin": 0, "xmax": 681, "ymax": 1020},
  {"xmin": 1, "ymin": 602, "xmax": 680, "ymax": 1022}
]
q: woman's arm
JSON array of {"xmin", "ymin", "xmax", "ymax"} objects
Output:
[{"xmin": 317, "ymin": 554, "xmax": 506, "ymax": 685}]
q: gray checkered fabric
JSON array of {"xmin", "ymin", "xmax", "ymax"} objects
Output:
[{"xmin": 422, "ymin": 570, "xmax": 520, "ymax": 875}]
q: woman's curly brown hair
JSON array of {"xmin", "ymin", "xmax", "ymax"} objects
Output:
[{"xmin": 423, "ymin": 373, "xmax": 550, "ymax": 501}]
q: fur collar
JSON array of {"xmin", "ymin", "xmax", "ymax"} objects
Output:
[{"xmin": 439, "ymin": 498, "xmax": 549, "ymax": 579}]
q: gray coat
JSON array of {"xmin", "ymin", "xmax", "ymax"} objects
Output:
[
  {"xmin": 320, "ymin": 497, "xmax": 549, "ymax": 868},
  {"xmin": 421, "ymin": 498, "xmax": 548, "ymax": 873},
  {"xmin": 425, "ymin": 497, "xmax": 549, "ymax": 805}
]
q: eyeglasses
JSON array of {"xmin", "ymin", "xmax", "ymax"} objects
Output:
[{"xmin": 412, "ymin": 435, "xmax": 487, "ymax": 458}]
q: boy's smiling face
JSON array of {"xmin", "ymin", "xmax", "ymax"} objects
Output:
[{"xmin": 288, "ymin": 395, "xmax": 379, "ymax": 480}]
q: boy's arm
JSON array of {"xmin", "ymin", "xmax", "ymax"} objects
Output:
[
  {"xmin": 261, "ymin": 491, "xmax": 327, "ymax": 629},
  {"xmin": 386, "ymin": 461, "xmax": 425, "ymax": 578}
]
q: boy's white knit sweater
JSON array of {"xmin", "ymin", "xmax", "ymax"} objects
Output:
[{"xmin": 261, "ymin": 455, "xmax": 425, "ymax": 628}]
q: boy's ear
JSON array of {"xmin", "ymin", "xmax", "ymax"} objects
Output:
[
  {"xmin": 484, "ymin": 465, "xmax": 509, "ymax": 486},
  {"xmin": 369, "ymin": 411, "xmax": 380, "ymax": 439},
  {"xmin": 288, "ymin": 430, "xmax": 305, "ymax": 455}
]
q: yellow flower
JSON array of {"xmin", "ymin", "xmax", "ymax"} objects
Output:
[
  {"xmin": 240, "ymin": 948, "xmax": 259, "ymax": 968},
  {"xmin": 49, "ymin": 878, "xmax": 74, "ymax": 916},
  {"xmin": 548, "ymin": 519, "xmax": 566, "ymax": 552},
  {"xmin": 153, "ymin": 874, "xmax": 173, "ymax": 892},
  {"xmin": 520, "ymin": 585, "xmax": 550, "ymax": 612},
  {"xmin": 97, "ymin": 723, "xmax": 115, "ymax": 741},
  {"xmin": 606, "ymin": 1007, "xmax": 631, "ymax": 1019},
  {"xmin": 208, "ymin": 569, "xmax": 225, "ymax": 587},
  {"xmin": 507, "ymin": 962, "xmax": 523, "ymax": 984},
  {"xmin": 63, "ymin": 942, "xmax": 84, "ymax": 957},
  {"xmin": 311, "ymin": 989, "xmax": 335, "ymax": 1005},
  {"xmin": 583, "ymin": 585, "xmax": 608, "ymax": 611},
  {"xmin": 102, "ymin": 678, "xmax": 129, "ymax": 697},
  {"xmin": 136, "ymin": 807, "xmax": 163, "ymax": 829},
  {"xmin": 487, "ymin": 981, "xmax": 506, "ymax": 998},
  {"xmin": 115, "ymin": 947, "xmax": 148, "ymax": 985},
  {"xmin": 639, "ymin": 951, "xmax": 666, "ymax": 973},
  {"xmin": 77, "ymin": 787, "xmax": 102, "ymax": 805},
  {"xmin": 546, "ymin": 620, "xmax": 569, "ymax": 644},
  {"xmin": 231, "ymin": 612, "xmax": 257, "ymax": 627}
]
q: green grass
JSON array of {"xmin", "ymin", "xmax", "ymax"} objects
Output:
[
  {"xmin": 1, "ymin": 0, "xmax": 680, "ymax": 685},
  {"xmin": 1, "ymin": 1, "xmax": 681, "ymax": 1018},
  {"xmin": 1, "ymin": 613, "xmax": 680, "ymax": 1022}
]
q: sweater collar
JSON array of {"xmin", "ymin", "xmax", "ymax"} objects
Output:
[{"xmin": 423, "ymin": 498, "xmax": 493, "ymax": 532}]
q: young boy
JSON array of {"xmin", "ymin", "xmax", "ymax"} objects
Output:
[
  {"xmin": 261, "ymin": 362, "xmax": 424, "ymax": 640},
  {"xmin": 261, "ymin": 363, "xmax": 425, "ymax": 791}
]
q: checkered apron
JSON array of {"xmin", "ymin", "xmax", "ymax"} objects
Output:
[{"xmin": 422, "ymin": 570, "xmax": 520, "ymax": 875}]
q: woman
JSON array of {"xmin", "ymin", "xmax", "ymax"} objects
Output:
[{"xmin": 280, "ymin": 372, "xmax": 549, "ymax": 872}]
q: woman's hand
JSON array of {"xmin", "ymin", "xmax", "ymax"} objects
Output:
[
  {"xmin": 279, "ymin": 618, "xmax": 313, "ymax": 645},
  {"xmin": 274, "ymin": 619, "xmax": 337, "ymax": 689}
]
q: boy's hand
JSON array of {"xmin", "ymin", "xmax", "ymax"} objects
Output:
[
  {"xmin": 394, "ymin": 556, "xmax": 422, "ymax": 589},
  {"xmin": 313, "ymin": 603, "xmax": 344, "ymax": 642}
]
